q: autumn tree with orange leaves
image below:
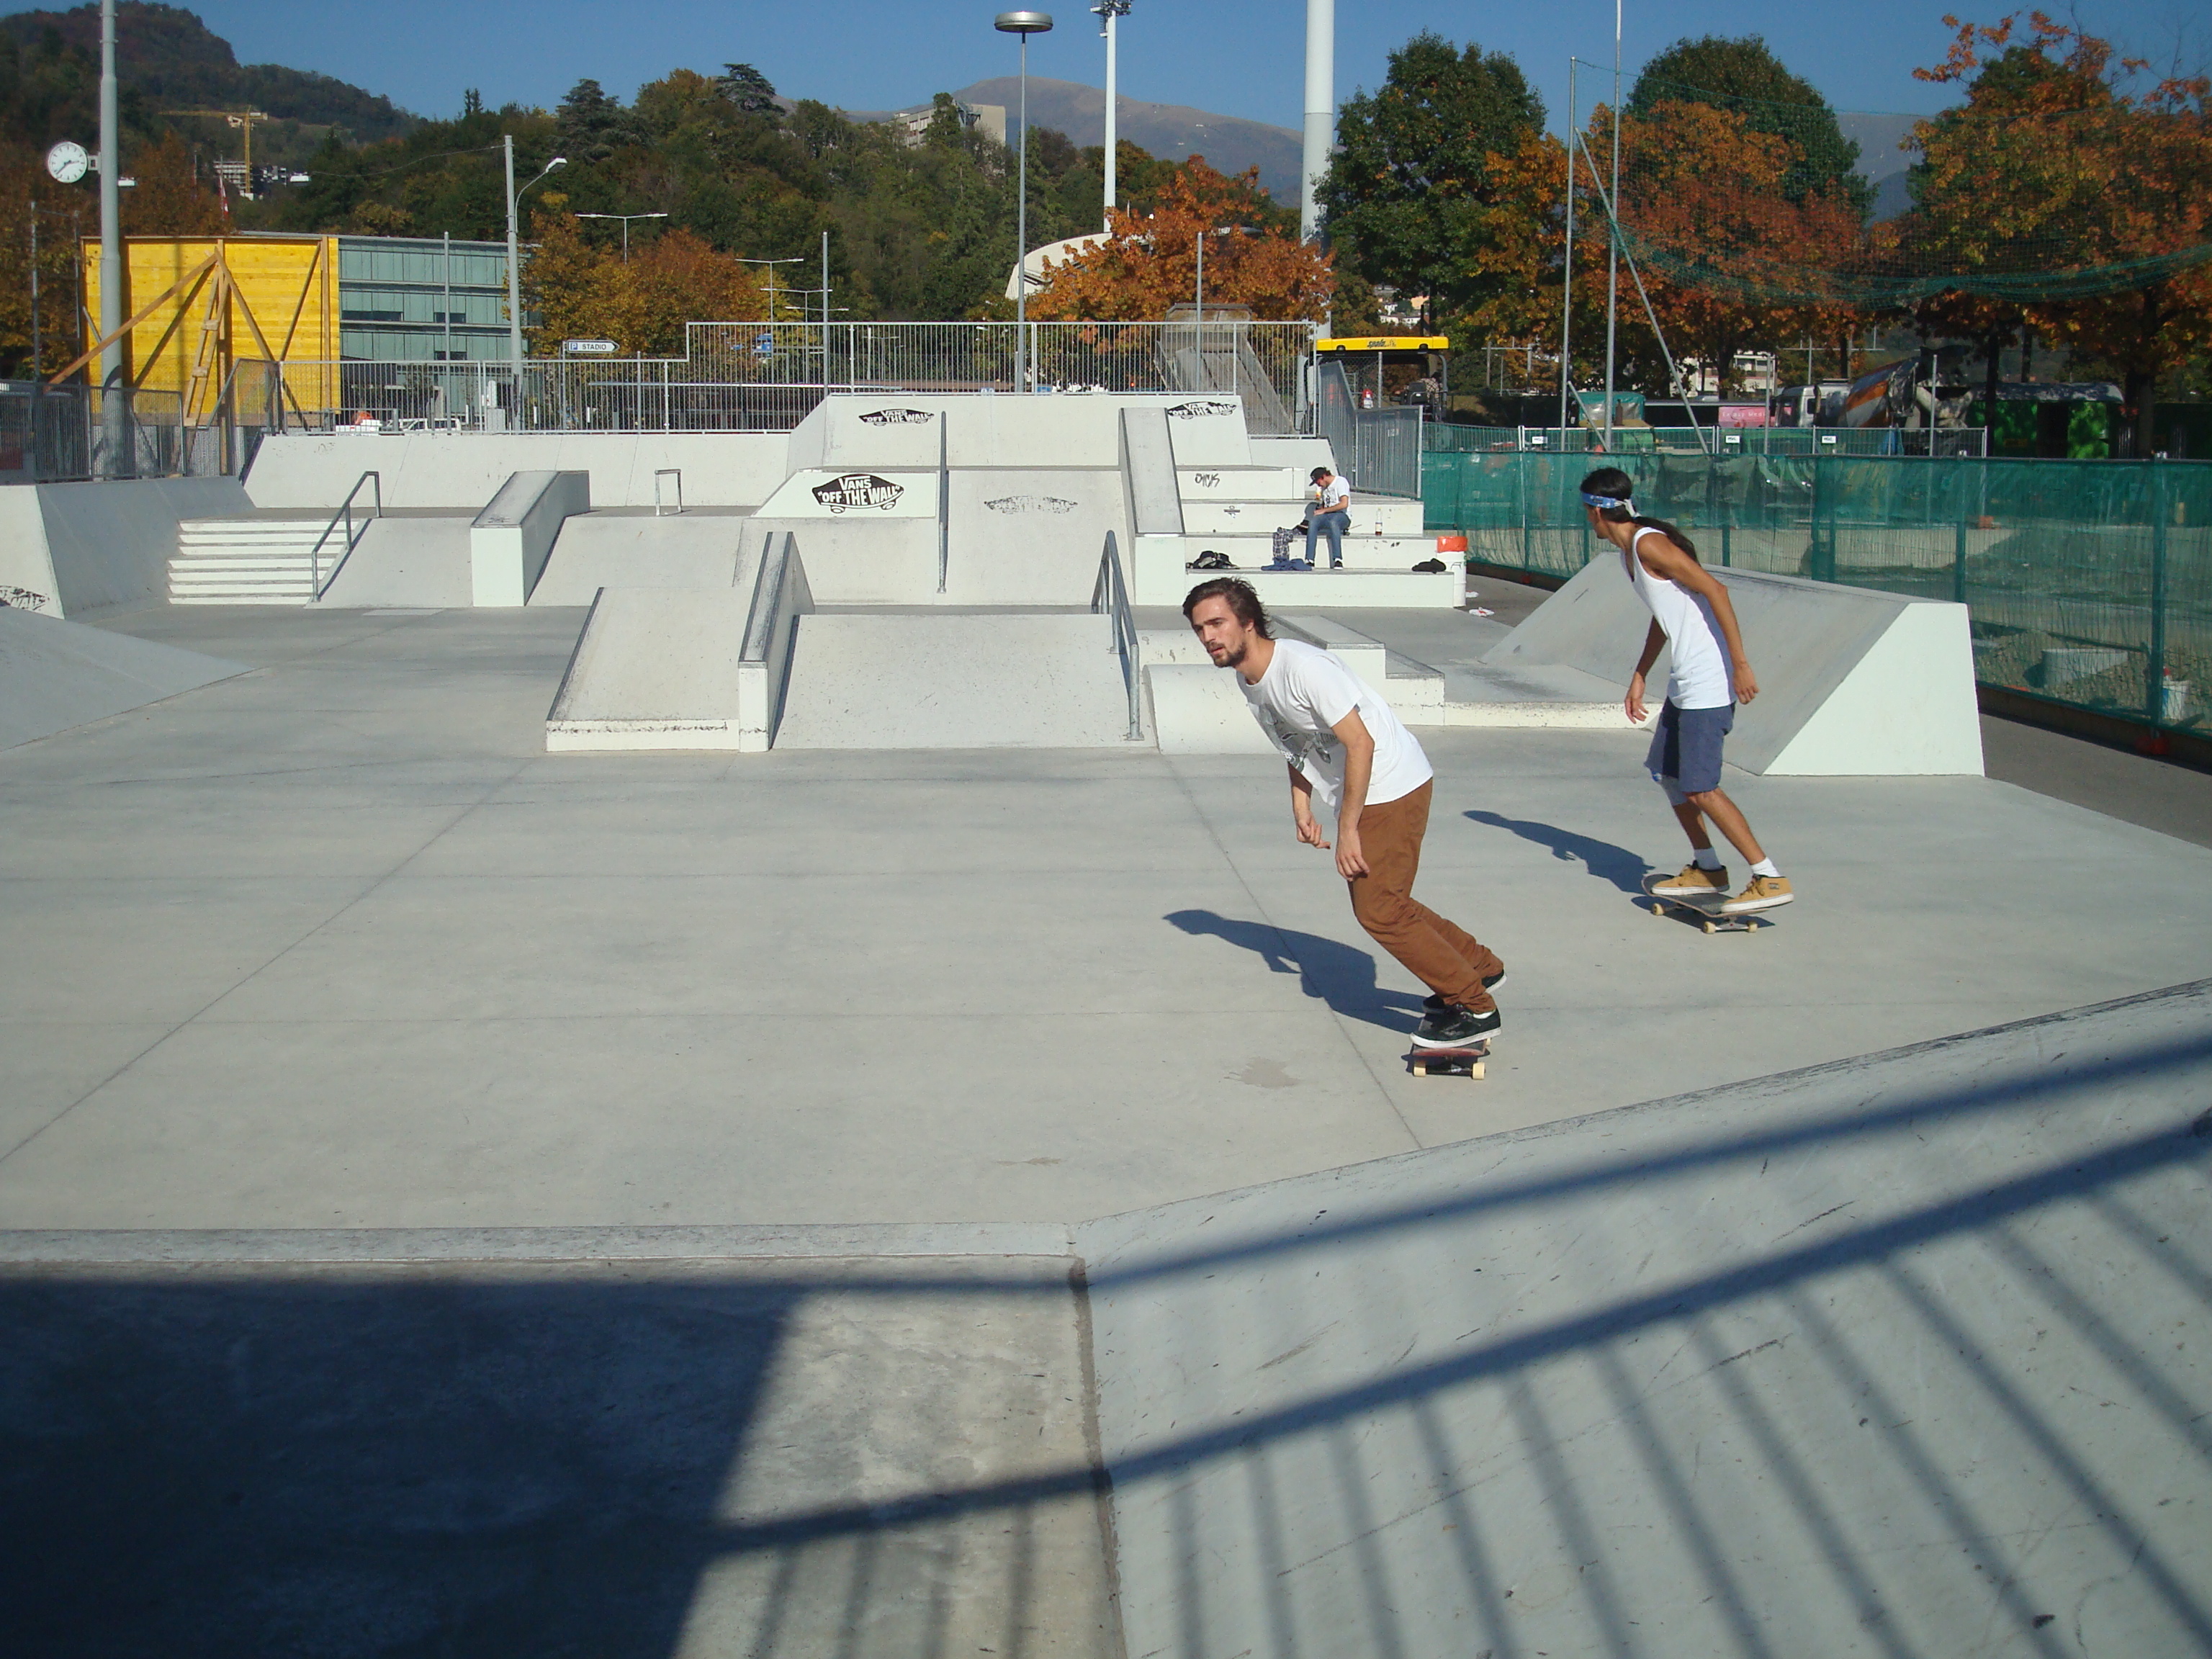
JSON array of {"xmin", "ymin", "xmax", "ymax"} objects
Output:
[
  {"xmin": 1904, "ymin": 12, "xmax": 2212, "ymax": 454},
  {"xmin": 1024, "ymin": 158, "xmax": 1333, "ymax": 323},
  {"xmin": 1615, "ymin": 98, "xmax": 1867, "ymax": 395},
  {"xmin": 524, "ymin": 201, "xmax": 769, "ymax": 356}
]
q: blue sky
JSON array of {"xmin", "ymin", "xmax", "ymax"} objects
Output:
[{"xmin": 27, "ymin": 0, "xmax": 2202, "ymax": 131}]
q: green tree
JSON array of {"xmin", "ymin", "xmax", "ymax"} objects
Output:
[
  {"xmin": 1318, "ymin": 32, "xmax": 1545, "ymax": 324},
  {"xmin": 716, "ymin": 63, "xmax": 778, "ymax": 117},
  {"xmin": 1629, "ymin": 35, "xmax": 1869, "ymax": 216},
  {"xmin": 555, "ymin": 78, "xmax": 640, "ymax": 164}
]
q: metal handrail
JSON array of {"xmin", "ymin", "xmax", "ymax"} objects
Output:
[
  {"xmin": 309, "ymin": 469, "xmax": 383, "ymax": 601},
  {"xmin": 1092, "ymin": 529, "xmax": 1145, "ymax": 741}
]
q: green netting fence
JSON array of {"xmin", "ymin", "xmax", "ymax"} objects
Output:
[
  {"xmin": 1425, "ymin": 425, "xmax": 1987, "ymax": 458},
  {"xmin": 1424, "ymin": 451, "xmax": 2212, "ymax": 734}
]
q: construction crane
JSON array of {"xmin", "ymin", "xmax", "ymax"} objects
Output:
[{"xmin": 160, "ymin": 108, "xmax": 273, "ymax": 194}]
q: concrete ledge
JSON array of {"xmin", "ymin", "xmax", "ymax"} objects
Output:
[
  {"xmin": 1146, "ymin": 662, "xmax": 1276, "ymax": 755},
  {"xmin": 470, "ymin": 470, "xmax": 590, "ymax": 607},
  {"xmin": 1133, "ymin": 539, "xmax": 1462, "ymax": 608}
]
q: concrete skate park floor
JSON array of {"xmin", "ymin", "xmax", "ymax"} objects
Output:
[{"xmin": 4, "ymin": 603, "xmax": 2211, "ymax": 1231}]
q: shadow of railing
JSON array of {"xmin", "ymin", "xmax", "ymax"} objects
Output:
[{"xmin": 6, "ymin": 988, "xmax": 2209, "ymax": 1655}]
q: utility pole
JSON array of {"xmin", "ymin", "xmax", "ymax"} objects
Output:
[
  {"xmin": 97, "ymin": 0, "xmax": 124, "ymax": 475},
  {"xmin": 28, "ymin": 212, "xmax": 40, "ymax": 379},
  {"xmin": 1299, "ymin": 0, "xmax": 1333, "ymax": 243},
  {"xmin": 1603, "ymin": 3, "xmax": 1622, "ymax": 450}
]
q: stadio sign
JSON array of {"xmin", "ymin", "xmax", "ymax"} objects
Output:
[{"xmin": 561, "ymin": 338, "xmax": 620, "ymax": 355}]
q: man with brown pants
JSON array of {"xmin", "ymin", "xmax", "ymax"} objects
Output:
[{"xmin": 1184, "ymin": 577, "xmax": 1504, "ymax": 1048}]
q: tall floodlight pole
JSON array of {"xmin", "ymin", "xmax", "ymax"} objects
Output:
[
  {"xmin": 1559, "ymin": 57, "xmax": 1576, "ymax": 436},
  {"xmin": 96, "ymin": 0, "xmax": 122, "ymax": 475},
  {"xmin": 997, "ymin": 11, "xmax": 1053, "ymax": 395},
  {"xmin": 1299, "ymin": 0, "xmax": 1334, "ymax": 243},
  {"xmin": 1603, "ymin": 1, "xmax": 1622, "ymax": 447},
  {"xmin": 504, "ymin": 135, "xmax": 567, "ymax": 389},
  {"xmin": 1093, "ymin": 0, "xmax": 1129, "ymax": 228}
]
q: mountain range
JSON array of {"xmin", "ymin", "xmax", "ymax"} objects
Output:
[
  {"xmin": 945, "ymin": 77, "xmax": 1302, "ymax": 204},
  {"xmin": 0, "ymin": 1, "xmax": 415, "ymax": 144}
]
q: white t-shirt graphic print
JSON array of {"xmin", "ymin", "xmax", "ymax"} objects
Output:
[{"xmin": 1241, "ymin": 639, "xmax": 1433, "ymax": 815}]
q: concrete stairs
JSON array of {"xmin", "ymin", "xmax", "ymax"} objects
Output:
[{"xmin": 169, "ymin": 518, "xmax": 333, "ymax": 606}]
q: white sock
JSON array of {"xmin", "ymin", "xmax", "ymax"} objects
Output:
[
  {"xmin": 1693, "ymin": 848, "xmax": 1722, "ymax": 871},
  {"xmin": 1750, "ymin": 858, "xmax": 1781, "ymax": 879}
]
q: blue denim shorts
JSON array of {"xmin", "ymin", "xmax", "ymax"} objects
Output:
[{"xmin": 1646, "ymin": 700, "xmax": 1735, "ymax": 794}]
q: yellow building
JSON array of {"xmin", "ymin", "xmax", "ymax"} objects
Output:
[
  {"xmin": 79, "ymin": 234, "xmax": 339, "ymax": 420},
  {"xmin": 76, "ymin": 233, "xmax": 518, "ymax": 422}
]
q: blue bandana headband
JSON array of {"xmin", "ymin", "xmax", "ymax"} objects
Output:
[{"xmin": 1581, "ymin": 492, "xmax": 1635, "ymax": 512}]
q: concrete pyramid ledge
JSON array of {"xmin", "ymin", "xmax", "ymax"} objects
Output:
[{"xmin": 0, "ymin": 606, "xmax": 246, "ymax": 749}]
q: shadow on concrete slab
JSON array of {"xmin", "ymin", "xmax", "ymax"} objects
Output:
[
  {"xmin": 1463, "ymin": 806, "xmax": 1655, "ymax": 894},
  {"xmin": 1164, "ymin": 907, "xmax": 1424, "ymax": 1033},
  {"xmin": 7, "ymin": 985, "xmax": 2211, "ymax": 1656}
]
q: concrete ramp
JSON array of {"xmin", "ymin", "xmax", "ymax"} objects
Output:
[
  {"xmin": 1485, "ymin": 558, "xmax": 1984, "ymax": 774},
  {"xmin": 526, "ymin": 511, "xmax": 756, "ymax": 606},
  {"xmin": 544, "ymin": 587, "xmax": 755, "ymax": 751},
  {"xmin": 1075, "ymin": 980, "xmax": 2212, "ymax": 1659},
  {"xmin": 315, "ymin": 515, "xmax": 475, "ymax": 607},
  {"xmin": 0, "ymin": 605, "xmax": 246, "ymax": 747},
  {"xmin": 773, "ymin": 613, "xmax": 1139, "ymax": 748}
]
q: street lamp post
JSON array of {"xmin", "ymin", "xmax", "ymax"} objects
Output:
[
  {"xmin": 995, "ymin": 10, "xmax": 1052, "ymax": 395},
  {"xmin": 1092, "ymin": 0, "xmax": 1129, "ymax": 228},
  {"xmin": 733, "ymin": 256, "xmax": 805, "ymax": 321},
  {"xmin": 503, "ymin": 134, "xmax": 567, "ymax": 390},
  {"xmin": 96, "ymin": 0, "xmax": 124, "ymax": 475},
  {"xmin": 575, "ymin": 210, "xmax": 668, "ymax": 261}
]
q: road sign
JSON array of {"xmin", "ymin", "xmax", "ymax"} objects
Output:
[{"xmin": 561, "ymin": 338, "xmax": 620, "ymax": 356}]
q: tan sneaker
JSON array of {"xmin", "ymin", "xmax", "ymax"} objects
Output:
[
  {"xmin": 1650, "ymin": 863, "xmax": 1727, "ymax": 897},
  {"xmin": 1722, "ymin": 873, "xmax": 1794, "ymax": 914}
]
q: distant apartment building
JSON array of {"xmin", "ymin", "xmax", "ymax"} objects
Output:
[
  {"xmin": 888, "ymin": 99, "xmax": 1007, "ymax": 148},
  {"xmin": 336, "ymin": 235, "xmax": 513, "ymax": 361}
]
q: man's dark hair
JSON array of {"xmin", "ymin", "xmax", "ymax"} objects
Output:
[
  {"xmin": 1182, "ymin": 576, "xmax": 1273, "ymax": 637},
  {"xmin": 1310, "ymin": 466, "xmax": 1332, "ymax": 482}
]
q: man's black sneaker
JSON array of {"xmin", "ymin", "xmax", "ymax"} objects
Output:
[
  {"xmin": 1424, "ymin": 971, "xmax": 1506, "ymax": 1013},
  {"xmin": 1413, "ymin": 1004, "xmax": 1501, "ymax": 1049}
]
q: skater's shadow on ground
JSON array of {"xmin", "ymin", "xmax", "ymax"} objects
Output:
[
  {"xmin": 1164, "ymin": 909, "xmax": 1423, "ymax": 1034},
  {"xmin": 1463, "ymin": 809, "xmax": 1653, "ymax": 896}
]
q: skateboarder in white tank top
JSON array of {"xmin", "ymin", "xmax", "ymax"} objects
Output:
[{"xmin": 1580, "ymin": 467, "xmax": 1794, "ymax": 914}]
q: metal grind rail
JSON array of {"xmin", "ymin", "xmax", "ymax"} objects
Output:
[
  {"xmin": 1092, "ymin": 530, "xmax": 1145, "ymax": 741},
  {"xmin": 310, "ymin": 469, "xmax": 383, "ymax": 601}
]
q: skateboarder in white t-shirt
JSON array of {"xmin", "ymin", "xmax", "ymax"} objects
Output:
[
  {"xmin": 1183, "ymin": 576, "xmax": 1506, "ymax": 1048},
  {"xmin": 1580, "ymin": 466, "xmax": 1793, "ymax": 914}
]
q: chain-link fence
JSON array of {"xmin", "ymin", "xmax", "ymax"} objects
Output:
[
  {"xmin": 271, "ymin": 321, "xmax": 1316, "ymax": 439},
  {"xmin": 1426, "ymin": 450, "xmax": 2212, "ymax": 736},
  {"xmin": 1314, "ymin": 359, "xmax": 1423, "ymax": 498},
  {"xmin": 0, "ymin": 382, "xmax": 271, "ymax": 482}
]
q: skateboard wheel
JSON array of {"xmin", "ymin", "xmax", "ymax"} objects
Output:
[
  {"xmin": 1650, "ymin": 903, "xmax": 1663, "ymax": 917},
  {"xmin": 1470, "ymin": 1062, "xmax": 1485, "ymax": 1079},
  {"xmin": 1412, "ymin": 1062, "xmax": 1428, "ymax": 1077},
  {"xmin": 1702, "ymin": 920, "xmax": 1717, "ymax": 934}
]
